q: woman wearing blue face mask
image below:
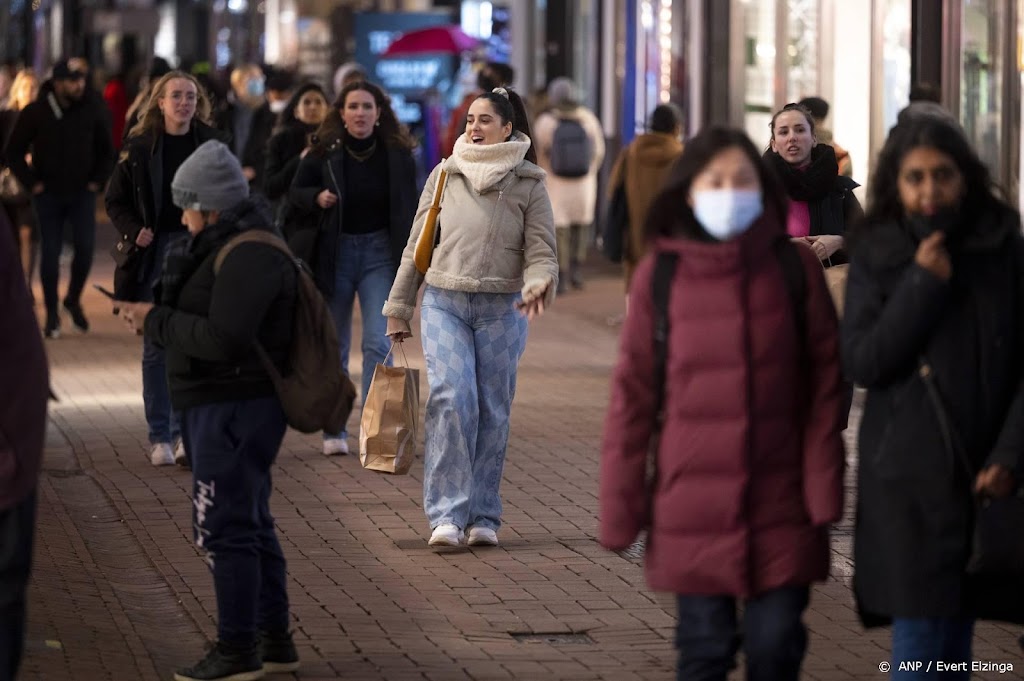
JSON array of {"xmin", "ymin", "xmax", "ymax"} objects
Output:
[{"xmin": 599, "ymin": 127, "xmax": 845, "ymax": 681}]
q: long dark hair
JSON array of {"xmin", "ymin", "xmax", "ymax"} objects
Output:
[
  {"xmin": 645, "ymin": 127, "xmax": 788, "ymax": 242},
  {"xmin": 861, "ymin": 117, "xmax": 999, "ymax": 232},
  {"xmin": 472, "ymin": 88, "xmax": 538, "ymax": 164},
  {"xmin": 274, "ymin": 81, "xmax": 327, "ymax": 134},
  {"xmin": 310, "ymin": 80, "xmax": 415, "ymax": 155}
]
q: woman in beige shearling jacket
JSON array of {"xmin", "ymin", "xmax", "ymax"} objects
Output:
[{"xmin": 383, "ymin": 88, "xmax": 558, "ymax": 548}]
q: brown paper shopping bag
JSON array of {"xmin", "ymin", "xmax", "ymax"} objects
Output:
[{"xmin": 359, "ymin": 343, "xmax": 420, "ymax": 475}]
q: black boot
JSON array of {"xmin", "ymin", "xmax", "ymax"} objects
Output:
[
  {"xmin": 570, "ymin": 258, "xmax": 584, "ymax": 290},
  {"xmin": 259, "ymin": 630, "xmax": 299, "ymax": 673},
  {"xmin": 174, "ymin": 641, "xmax": 263, "ymax": 681},
  {"xmin": 62, "ymin": 299, "xmax": 89, "ymax": 333}
]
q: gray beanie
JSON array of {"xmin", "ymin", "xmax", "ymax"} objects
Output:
[
  {"xmin": 547, "ymin": 77, "xmax": 577, "ymax": 107},
  {"xmin": 171, "ymin": 140, "xmax": 250, "ymax": 212}
]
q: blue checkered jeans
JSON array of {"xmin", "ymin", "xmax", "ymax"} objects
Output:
[{"xmin": 419, "ymin": 286, "xmax": 528, "ymax": 531}]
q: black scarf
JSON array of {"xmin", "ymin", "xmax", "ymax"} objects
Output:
[{"xmin": 764, "ymin": 144, "xmax": 839, "ymax": 202}]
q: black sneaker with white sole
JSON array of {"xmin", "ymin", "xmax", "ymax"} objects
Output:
[
  {"xmin": 43, "ymin": 312, "xmax": 60, "ymax": 339},
  {"xmin": 259, "ymin": 631, "xmax": 299, "ymax": 673},
  {"xmin": 173, "ymin": 641, "xmax": 264, "ymax": 681},
  {"xmin": 62, "ymin": 300, "xmax": 89, "ymax": 333}
]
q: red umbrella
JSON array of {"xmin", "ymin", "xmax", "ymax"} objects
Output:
[{"xmin": 382, "ymin": 26, "xmax": 480, "ymax": 57}]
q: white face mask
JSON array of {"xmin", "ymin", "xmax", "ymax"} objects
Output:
[
  {"xmin": 269, "ymin": 99, "xmax": 287, "ymax": 114},
  {"xmin": 691, "ymin": 189, "xmax": 764, "ymax": 240}
]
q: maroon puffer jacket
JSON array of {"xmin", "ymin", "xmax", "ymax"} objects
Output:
[
  {"xmin": 0, "ymin": 208, "xmax": 48, "ymax": 510},
  {"xmin": 599, "ymin": 218, "xmax": 845, "ymax": 597}
]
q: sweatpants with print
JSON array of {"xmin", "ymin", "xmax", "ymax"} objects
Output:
[
  {"xmin": 420, "ymin": 286, "xmax": 528, "ymax": 531},
  {"xmin": 182, "ymin": 396, "xmax": 290, "ymax": 646}
]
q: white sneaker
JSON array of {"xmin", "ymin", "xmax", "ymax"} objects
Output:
[
  {"xmin": 173, "ymin": 440, "xmax": 188, "ymax": 466},
  {"xmin": 150, "ymin": 442, "xmax": 175, "ymax": 466},
  {"xmin": 322, "ymin": 437, "xmax": 349, "ymax": 456},
  {"xmin": 467, "ymin": 527, "xmax": 498, "ymax": 547},
  {"xmin": 428, "ymin": 524, "xmax": 462, "ymax": 547}
]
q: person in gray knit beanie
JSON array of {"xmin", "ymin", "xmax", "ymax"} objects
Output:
[{"xmin": 171, "ymin": 139, "xmax": 250, "ymax": 212}]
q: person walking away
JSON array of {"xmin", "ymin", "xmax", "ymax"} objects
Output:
[
  {"xmin": 215, "ymin": 64, "xmax": 266, "ymax": 187},
  {"xmin": 0, "ymin": 206, "xmax": 49, "ymax": 681},
  {"xmin": 383, "ymin": 87, "xmax": 559, "ymax": 547},
  {"xmin": 289, "ymin": 80, "xmax": 418, "ymax": 456},
  {"xmin": 3, "ymin": 58, "xmax": 116, "ymax": 338},
  {"xmin": 842, "ymin": 116, "xmax": 1024, "ymax": 678},
  {"xmin": 764, "ymin": 102, "xmax": 862, "ymax": 268},
  {"xmin": 599, "ymin": 126, "xmax": 845, "ymax": 681},
  {"xmin": 262, "ymin": 82, "xmax": 328, "ymax": 262},
  {"xmin": 243, "ymin": 68, "xmax": 294, "ymax": 192},
  {"xmin": 103, "ymin": 70, "xmax": 130, "ymax": 149},
  {"xmin": 117, "ymin": 140, "xmax": 300, "ymax": 681},
  {"xmin": 0, "ymin": 69, "xmax": 40, "ymax": 295},
  {"xmin": 105, "ymin": 71, "xmax": 227, "ymax": 468},
  {"xmin": 798, "ymin": 97, "xmax": 852, "ymax": 177},
  {"xmin": 606, "ymin": 103, "xmax": 683, "ymax": 293},
  {"xmin": 532, "ymin": 77, "xmax": 605, "ymax": 292}
]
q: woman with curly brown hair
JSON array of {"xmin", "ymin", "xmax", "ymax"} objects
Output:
[
  {"xmin": 290, "ymin": 80, "xmax": 419, "ymax": 456},
  {"xmin": 105, "ymin": 70, "xmax": 227, "ymax": 467}
]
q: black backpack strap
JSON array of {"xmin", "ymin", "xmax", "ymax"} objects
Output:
[
  {"xmin": 652, "ymin": 252, "xmax": 679, "ymax": 421},
  {"xmin": 773, "ymin": 238, "xmax": 809, "ymax": 401}
]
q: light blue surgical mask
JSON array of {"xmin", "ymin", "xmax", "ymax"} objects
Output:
[
  {"xmin": 246, "ymin": 78, "xmax": 265, "ymax": 98},
  {"xmin": 691, "ymin": 189, "xmax": 764, "ymax": 241}
]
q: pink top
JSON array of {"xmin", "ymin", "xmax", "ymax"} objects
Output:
[{"xmin": 786, "ymin": 199, "xmax": 811, "ymax": 238}]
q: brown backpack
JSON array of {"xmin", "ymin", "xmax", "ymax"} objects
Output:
[{"xmin": 214, "ymin": 230, "xmax": 356, "ymax": 434}]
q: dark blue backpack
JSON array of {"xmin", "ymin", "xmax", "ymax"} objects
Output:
[{"xmin": 549, "ymin": 117, "xmax": 593, "ymax": 178}]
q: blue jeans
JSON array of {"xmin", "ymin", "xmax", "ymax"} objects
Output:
[
  {"xmin": 675, "ymin": 586, "xmax": 810, "ymax": 681},
  {"xmin": 33, "ymin": 190, "xmax": 96, "ymax": 316},
  {"xmin": 140, "ymin": 232, "xmax": 187, "ymax": 444},
  {"xmin": 183, "ymin": 397, "xmax": 290, "ymax": 646},
  {"xmin": 327, "ymin": 230, "xmax": 395, "ymax": 439},
  {"xmin": 891, "ymin": 618, "xmax": 974, "ymax": 680},
  {"xmin": 419, "ymin": 287, "xmax": 528, "ymax": 531}
]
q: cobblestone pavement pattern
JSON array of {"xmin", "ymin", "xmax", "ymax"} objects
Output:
[{"xmin": 19, "ymin": 245, "xmax": 1024, "ymax": 680}]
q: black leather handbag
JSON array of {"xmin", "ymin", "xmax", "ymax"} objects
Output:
[{"xmin": 919, "ymin": 359, "xmax": 1024, "ymax": 576}]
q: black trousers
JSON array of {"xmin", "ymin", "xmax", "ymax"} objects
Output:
[{"xmin": 0, "ymin": 492, "xmax": 37, "ymax": 681}]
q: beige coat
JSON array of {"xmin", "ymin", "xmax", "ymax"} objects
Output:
[
  {"xmin": 383, "ymin": 143, "xmax": 559, "ymax": 322},
  {"xmin": 532, "ymin": 106, "xmax": 606, "ymax": 227}
]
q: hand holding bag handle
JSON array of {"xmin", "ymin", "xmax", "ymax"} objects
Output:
[
  {"xmin": 919, "ymin": 358, "xmax": 1024, "ymax": 576},
  {"xmin": 413, "ymin": 167, "xmax": 447, "ymax": 275}
]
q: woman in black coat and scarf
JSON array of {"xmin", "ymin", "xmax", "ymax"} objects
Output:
[
  {"xmin": 262, "ymin": 82, "xmax": 328, "ymax": 261},
  {"xmin": 764, "ymin": 103, "xmax": 862, "ymax": 265},
  {"xmin": 842, "ymin": 116, "xmax": 1024, "ymax": 676},
  {"xmin": 105, "ymin": 71, "xmax": 226, "ymax": 467}
]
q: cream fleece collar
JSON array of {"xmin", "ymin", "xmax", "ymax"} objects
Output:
[{"xmin": 450, "ymin": 132, "xmax": 532, "ymax": 193}]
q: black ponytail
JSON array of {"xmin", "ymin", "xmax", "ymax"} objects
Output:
[{"xmin": 475, "ymin": 88, "xmax": 537, "ymax": 164}]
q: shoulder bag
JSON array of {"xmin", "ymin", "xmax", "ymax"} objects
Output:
[
  {"xmin": 919, "ymin": 358, "xmax": 1024, "ymax": 576},
  {"xmin": 413, "ymin": 168, "xmax": 447, "ymax": 275}
]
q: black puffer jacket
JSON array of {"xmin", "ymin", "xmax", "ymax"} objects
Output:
[
  {"xmin": 289, "ymin": 140, "xmax": 418, "ymax": 299},
  {"xmin": 842, "ymin": 203, "xmax": 1024, "ymax": 626},
  {"xmin": 144, "ymin": 197, "xmax": 296, "ymax": 411}
]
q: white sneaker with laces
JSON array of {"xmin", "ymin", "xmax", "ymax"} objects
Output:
[
  {"xmin": 150, "ymin": 442, "xmax": 175, "ymax": 466},
  {"xmin": 428, "ymin": 524, "xmax": 462, "ymax": 547},
  {"xmin": 467, "ymin": 527, "xmax": 498, "ymax": 547},
  {"xmin": 322, "ymin": 437, "xmax": 349, "ymax": 456}
]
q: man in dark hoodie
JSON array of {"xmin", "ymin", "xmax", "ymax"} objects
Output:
[
  {"xmin": 0, "ymin": 207, "xmax": 49, "ymax": 680},
  {"xmin": 118, "ymin": 140, "xmax": 299, "ymax": 681},
  {"xmin": 3, "ymin": 58, "xmax": 116, "ymax": 338}
]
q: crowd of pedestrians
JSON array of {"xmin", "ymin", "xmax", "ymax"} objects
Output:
[{"xmin": 0, "ymin": 51, "xmax": 1021, "ymax": 681}]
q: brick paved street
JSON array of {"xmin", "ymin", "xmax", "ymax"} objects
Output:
[{"xmin": 17, "ymin": 235, "xmax": 1024, "ymax": 680}]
